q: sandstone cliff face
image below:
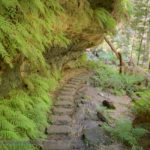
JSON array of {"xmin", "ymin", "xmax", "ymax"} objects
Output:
[{"xmin": 0, "ymin": 0, "xmax": 126, "ymax": 96}]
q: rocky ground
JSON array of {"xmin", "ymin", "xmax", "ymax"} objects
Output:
[{"xmin": 43, "ymin": 71, "xmax": 133, "ymax": 150}]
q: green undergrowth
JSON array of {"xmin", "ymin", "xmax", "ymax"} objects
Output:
[
  {"xmin": 76, "ymin": 54, "xmax": 89, "ymax": 68},
  {"xmin": 131, "ymin": 90, "xmax": 150, "ymax": 129},
  {"xmin": 0, "ymin": 70, "xmax": 61, "ymax": 150},
  {"xmin": 87, "ymin": 61, "xmax": 147, "ymax": 96},
  {"xmin": 88, "ymin": 61, "xmax": 150, "ymax": 149},
  {"xmin": 104, "ymin": 119, "xmax": 148, "ymax": 150},
  {"xmin": 87, "ymin": 61, "xmax": 150, "ymax": 127},
  {"xmin": 94, "ymin": 8, "xmax": 116, "ymax": 34}
]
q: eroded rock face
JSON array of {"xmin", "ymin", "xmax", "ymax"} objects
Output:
[{"xmin": 44, "ymin": 43, "xmax": 85, "ymax": 70}]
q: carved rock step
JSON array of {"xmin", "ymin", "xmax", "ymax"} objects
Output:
[
  {"xmin": 55, "ymin": 100, "xmax": 74, "ymax": 108},
  {"xmin": 64, "ymin": 84, "xmax": 79, "ymax": 89},
  {"xmin": 61, "ymin": 84, "xmax": 76, "ymax": 92},
  {"xmin": 43, "ymin": 140, "xmax": 71, "ymax": 150},
  {"xmin": 70, "ymin": 77, "xmax": 88, "ymax": 81},
  {"xmin": 57, "ymin": 95, "xmax": 74, "ymax": 101},
  {"xmin": 68, "ymin": 81, "xmax": 81, "ymax": 85},
  {"xmin": 52, "ymin": 107, "xmax": 73, "ymax": 115},
  {"xmin": 71, "ymin": 78, "xmax": 83, "ymax": 81},
  {"xmin": 48, "ymin": 125, "xmax": 71, "ymax": 135},
  {"xmin": 47, "ymin": 134, "xmax": 71, "ymax": 140},
  {"xmin": 59, "ymin": 90, "xmax": 76, "ymax": 96},
  {"xmin": 51, "ymin": 115, "xmax": 72, "ymax": 125}
]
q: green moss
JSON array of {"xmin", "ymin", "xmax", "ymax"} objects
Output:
[{"xmin": 76, "ymin": 54, "xmax": 88, "ymax": 68}]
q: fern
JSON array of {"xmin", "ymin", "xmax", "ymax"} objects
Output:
[
  {"xmin": 94, "ymin": 8, "xmax": 116, "ymax": 34},
  {"xmin": 0, "ymin": 130, "xmax": 20, "ymax": 140},
  {"xmin": 0, "ymin": 42, "xmax": 12, "ymax": 67},
  {"xmin": 88, "ymin": 61, "xmax": 146, "ymax": 96},
  {"xmin": 0, "ymin": 117, "xmax": 14, "ymax": 131},
  {"xmin": 104, "ymin": 119, "xmax": 148, "ymax": 150}
]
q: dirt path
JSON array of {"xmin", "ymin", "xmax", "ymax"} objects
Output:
[{"xmin": 43, "ymin": 71, "xmax": 133, "ymax": 150}]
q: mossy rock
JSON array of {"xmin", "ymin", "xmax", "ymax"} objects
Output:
[{"xmin": 83, "ymin": 126, "xmax": 112, "ymax": 148}]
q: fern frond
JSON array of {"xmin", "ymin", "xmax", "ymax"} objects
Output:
[
  {"xmin": 94, "ymin": 8, "xmax": 116, "ymax": 34},
  {"xmin": 0, "ymin": 117, "xmax": 14, "ymax": 131},
  {"xmin": 0, "ymin": 130, "xmax": 20, "ymax": 140},
  {"xmin": 0, "ymin": 42, "xmax": 12, "ymax": 67}
]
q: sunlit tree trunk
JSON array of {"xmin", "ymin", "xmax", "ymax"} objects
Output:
[{"xmin": 104, "ymin": 36, "xmax": 126, "ymax": 74}]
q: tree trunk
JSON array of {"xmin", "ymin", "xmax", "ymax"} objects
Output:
[
  {"xmin": 104, "ymin": 36, "xmax": 126, "ymax": 74},
  {"xmin": 137, "ymin": 36, "xmax": 144, "ymax": 65},
  {"xmin": 118, "ymin": 52, "xmax": 123, "ymax": 74},
  {"xmin": 104, "ymin": 36, "xmax": 119, "ymax": 58}
]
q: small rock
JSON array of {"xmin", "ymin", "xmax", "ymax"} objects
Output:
[
  {"xmin": 98, "ymin": 93, "xmax": 104, "ymax": 97},
  {"xmin": 97, "ymin": 112, "xmax": 107, "ymax": 123},
  {"xmin": 102, "ymin": 100, "xmax": 115, "ymax": 109}
]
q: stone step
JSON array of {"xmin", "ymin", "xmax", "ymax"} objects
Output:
[
  {"xmin": 75, "ymin": 73, "xmax": 88, "ymax": 77},
  {"xmin": 55, "ymin": 100, "xmax": 74, "ymax": 108},
  {"xmin": 47, "ymin": 134, "xmax": 71, "ymax": 140},
  {"xmin": 52, "ymin": 107, "xmax": 73, "ymax": 115},
  {"xmin": 43, "ymin": 140, "xmax": 71, "ymax": 150},
  {"xmin": 61, "ymin": 87, "xmax": 76, "ymax": 92},
  {"xmin": 64, "ymin": 84, "xmax": 79, "ymax": 89},
  {"xmin": 68, "ymin": 81, "xmax": 81, "ymax": 85},
  {"xmin": 59, "ymin": 90, "xmax": 76, "ymax": 96},
  {"xmin": 51, "ymin": 115, "xmax": 72, "ymax": 125},
  {"xmin": 48, "ymin": 125, "xmax": 71, "ymax": 135},
  {"xmin": 71, "ymin": 78, "xmax": 83, "ymax": 81},
  {"xmin": 57, "ymin": 95, "xmax": 74, "ymax": 101}
]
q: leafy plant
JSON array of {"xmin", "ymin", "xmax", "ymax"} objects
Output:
[
  {"xmin": 132, "ymin": 90, "xmax": 150, "ymax": 125},
  {"xmin": 88, "ymin": 61, "xmax": 145, "ymax": 96},
  {"xmin": 76, "ymin": 54, "xmax": 88, "ymax": 68},
  {"xmin": 104, "ymin": 119, "xmax": 148, "ymax": 150},
  {"xmin": 94, "ymin": 8, "xmax": 116, "ymax": 34},
  {"xmin": 0, "ymin": 72, "xmax": 58, "ymax": 150}
]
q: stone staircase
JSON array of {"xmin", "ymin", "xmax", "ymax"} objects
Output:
[{"xmin": 43, "ymin": 71, "xmax": 91, "ymax": 150}]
